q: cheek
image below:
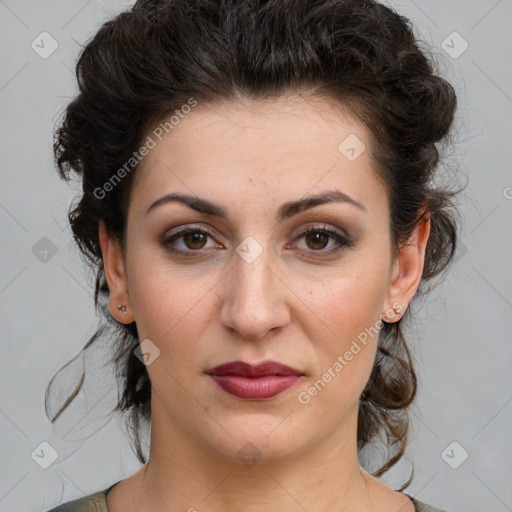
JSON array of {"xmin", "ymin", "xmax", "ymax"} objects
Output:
[
  {"xmin": 129, "ymin": 277, "xmax": 175, "ymax": 340},
  {"xmin": 304, "ymin": 294, "xmax": 381, "ymax": 413},
  {"xmin": 302, "ymin": 272, "xmax": 386, "ymax": 392},
  {"xmin": 307, "ymin": 271, "xmax": 387, "ymax": 342},
  {"xmin": 127, "ymin": 255, "xmax": 218, "ymax": 361}
]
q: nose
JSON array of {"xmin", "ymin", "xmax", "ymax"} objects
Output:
[{"xmin": 219, "ymin": 241, "xmax": 290, "ymax": 342}]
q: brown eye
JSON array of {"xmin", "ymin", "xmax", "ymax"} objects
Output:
[
  {"xmin": 304, "ymin": 231, "xmax": 330, "ymax": 250},
  {"xmin": 294, "ymin": 225, "xmax": 353, "ymax": 257},
  {"xmin": 182, "ymin": 231, "xmax": 208, "ymax": 250},
  {"xmin": 162, "ymin": 227, "xmax": 218, "ymax": 255}
]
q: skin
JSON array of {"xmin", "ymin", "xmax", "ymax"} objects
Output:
[{"xmin": 99, "ymin": 94, "xmax": 430, "ymax": 512}]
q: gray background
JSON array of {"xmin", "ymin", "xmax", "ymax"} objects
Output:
[{"xmin": 1, "ymin": 1, "xmax": 511, "ymax": 511}]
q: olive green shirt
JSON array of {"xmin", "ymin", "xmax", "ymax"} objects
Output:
[{"xmin": 46, "ymin": 480, "xmax": 451, "ymax": 512}]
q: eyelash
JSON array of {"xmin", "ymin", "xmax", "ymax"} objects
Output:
[{"xmin": 162, "ymin": 224, "xmax": 353, "ymax": 258}]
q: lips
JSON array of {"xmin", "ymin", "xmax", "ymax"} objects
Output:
[
  {"xmin": 207, "ymin": 360, "xmax": 303, "ymax": 377},
  {"xmin": 206, "ymin": 360, "xmax": 304, "ymax": 400}
]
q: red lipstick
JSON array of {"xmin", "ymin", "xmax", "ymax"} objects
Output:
[{"xmin": 206, "ymin": 361, "xmax": 303, "ymax": 400}]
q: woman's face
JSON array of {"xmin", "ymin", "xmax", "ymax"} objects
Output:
[{"xmin": 100, "ymin": 95, "xmax": 428, "ymax": 464}]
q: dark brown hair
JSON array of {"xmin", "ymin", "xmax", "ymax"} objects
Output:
[{"xmin": 48, "ymin": 0, "xmax": 464, "ymax": 489}]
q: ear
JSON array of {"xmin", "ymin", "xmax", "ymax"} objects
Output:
[
  {"xmin": 383, "ymin": 209, "xmax": 431, "ymax": 322},
  {"xmin": 98, "ymin": 220, "xmax": 134, "ymax": 324}
]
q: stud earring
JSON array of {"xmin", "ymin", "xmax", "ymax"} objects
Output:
[
  {"xmin": 393, "ymin": 305, "xmax": 403, "ymax": 314},
  {"xmin": 117, "ymin": 304, "xmax": 127, "ymax": 314}
]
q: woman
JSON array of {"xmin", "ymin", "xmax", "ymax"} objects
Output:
[{"xmin": 46, "ymin": 0, "xmax": 462, "ymax": 510}]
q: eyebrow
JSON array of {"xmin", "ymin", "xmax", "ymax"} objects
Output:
[{"xmin": 145, "ymin": 189, "xmax": 367, "ymax": 221}]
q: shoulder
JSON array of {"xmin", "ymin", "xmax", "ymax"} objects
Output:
[
  {"xmin": 44, "ymin": 484, "xmax": 115, "ymax": 512},
  {"xmin": 408, "ymin": 495, "xmax": 452, "ymax": 512}
]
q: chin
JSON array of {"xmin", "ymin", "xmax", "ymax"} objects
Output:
[{"xmin": 200, "ymin": 413, "xmax": 311, "ymax": 467}]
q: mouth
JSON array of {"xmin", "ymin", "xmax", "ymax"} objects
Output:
[{"xmin": 205, "ymin": 360, "xmax": 304, "ymax": 400}]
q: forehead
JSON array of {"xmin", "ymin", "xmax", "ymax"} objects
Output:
[{"xmin": 128, "ymin": 95, "xmax": 387, "ymax": 219}]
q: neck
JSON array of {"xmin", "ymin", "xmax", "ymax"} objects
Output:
[{"xmin": 133, "ymin": 396, "xmax": 380, "ymax": 512}]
